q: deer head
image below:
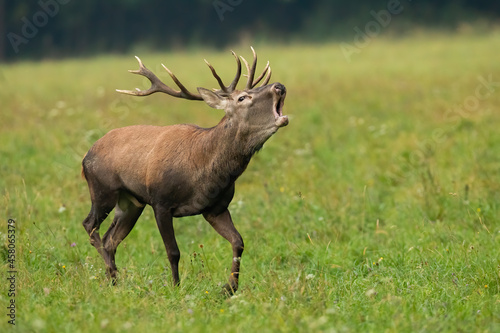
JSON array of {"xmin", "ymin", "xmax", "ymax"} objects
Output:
[{"xmin": 117, "ymin": 47, "xmax": 288, "ymax": 144}]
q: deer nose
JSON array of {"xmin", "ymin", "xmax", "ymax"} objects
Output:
[{"xmin": 273, "ymin": 83, "xmax": 286, "ymax": 96}]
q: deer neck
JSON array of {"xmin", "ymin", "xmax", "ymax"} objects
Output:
[{"xmin": 203, "ymin": 116, "xmax": 261, "ymax": 176}]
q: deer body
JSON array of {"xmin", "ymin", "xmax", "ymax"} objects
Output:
[
  {"xmin": 82, "ymin": 48, "xmax": 287, "ymax": 294},
  {"xmin": 84, "ymin": 119, "xmax": 260, "ymax": 217}
]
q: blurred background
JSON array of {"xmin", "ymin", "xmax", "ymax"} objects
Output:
[
  {"xmin": 2, "ymin": 1, "xmax": 500, "ymax": 332},
  {"xmin": 1, "ymin": 0, "xmax": 499, "ymax": 61}
]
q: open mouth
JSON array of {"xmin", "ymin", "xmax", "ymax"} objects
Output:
[
  {"xmin": 275, "ymin": 97, "xmax": 284, "ymax": 118},
  {"xmin": 274, "ymin": 96, "xmax": 289, "ymax": 128}
]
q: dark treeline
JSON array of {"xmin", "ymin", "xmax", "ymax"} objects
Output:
[{"xmin": 1, "ymin": 0, "xmax": 499, "ymax": 61}]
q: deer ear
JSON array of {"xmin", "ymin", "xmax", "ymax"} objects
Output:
[{"xmin": 197, "ymin": 88, "xmax": 227, "ymax": 109}]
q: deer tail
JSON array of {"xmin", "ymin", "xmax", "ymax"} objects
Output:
[{"xmin": 81, "ymin": 152, "xmax": 88, "ymax": 180}]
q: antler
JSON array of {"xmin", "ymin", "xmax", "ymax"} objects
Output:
[
  {"xmin": 240, "ymin": 47, "xmax": 272, "ymax": 89},
  {"xmin": 203, "ymin": 47, "xmax": 272, "ymax": 93},
  {"xmin": 116, "ymin": 48, "xmax": 272, "ymax": 99},
  {"xmin": 116, "ymin": 56, "xmax": 203, "ymax": 100},
  {"xmin": 204, "ymin": 51, "xmax": 242, "ymax": 94}
]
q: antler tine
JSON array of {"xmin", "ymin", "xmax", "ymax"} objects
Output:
[
  {"xmin": 204, "ymin": 51, "xmax": 242, "ymax": 93},
  {"xmin": 240, "ymin": 56, "xmax": 250, "ymax": 83},
  {"xmin": 116, "ymin": 56, "xmax": 203, "ymax": 100},
  {"xmin": 260, "ymin": 66, "xmax": 272, "ymax": 87},
  {"xmin": 228, "ymin": 51, "xmax": 242, "ymax": 91},
  {"xmin": 161, "ymin": 64, "xmax": 202, "ymax": 100},
  {"xmin": 204, "ymin": 59, "xmax": 228, "ymax": 93},
  {"xmin": 252, "ymin": 61, "xmax": 270, "ymax": 87},
  {"xmin": 240, "ymin": 47, "xmax": 258, "ymax": 89}
]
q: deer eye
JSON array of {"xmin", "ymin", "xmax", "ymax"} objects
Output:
[{"xmin": 238, "ymin": 96, "xmax": 246, "ymax": 102}]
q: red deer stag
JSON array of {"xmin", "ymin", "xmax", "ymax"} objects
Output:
[{"xmin": 81, "ymin": 48, "xmax": 288, "ymax": 294}]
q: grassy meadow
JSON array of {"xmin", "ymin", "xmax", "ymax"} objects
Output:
[{"xmin": 1, "ymin": 31, "xmax": 500, "ymax": 332}]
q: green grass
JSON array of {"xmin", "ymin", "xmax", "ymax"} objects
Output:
[{"xmin": 1, "ymin": 31, "xmax": 500, "ymax": 332}]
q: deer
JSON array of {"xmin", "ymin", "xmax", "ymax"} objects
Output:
[{"xmin": 81, "ymin": 47, "xmax": 288, "ymax": 294}]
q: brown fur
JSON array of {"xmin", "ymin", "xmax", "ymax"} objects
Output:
[{"xmin": 81, "ymin": 55, "xmax": 288, "ymax": 294}]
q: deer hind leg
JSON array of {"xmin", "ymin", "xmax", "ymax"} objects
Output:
[
  {"xmin": 102, "ymin": 192, "xmax": 145, "ymax": 281},
  {"xmin": 203, "ymin": 209, "xmax": 244, "ymax": 295},
  {"xmin": 82, "ymin": 190, "xmax": 117, "ymax": 260}
]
